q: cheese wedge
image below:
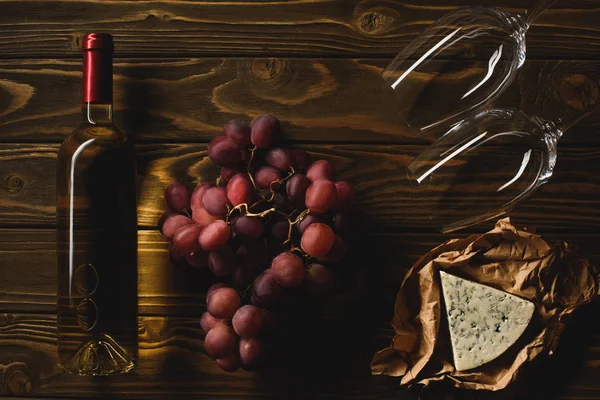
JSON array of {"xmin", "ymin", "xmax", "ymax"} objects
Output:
[{"xmin": 439, "ymin": 270, "xmax": 535, "ymax": 371}]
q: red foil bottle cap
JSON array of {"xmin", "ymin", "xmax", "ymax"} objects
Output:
[
  {"xmin": 82, "ymin": 33, "xmax": 114, "ymax": 52},
  {"xmin": 82, "ymin": 33, "xmax": 113, "ymax": 103}
]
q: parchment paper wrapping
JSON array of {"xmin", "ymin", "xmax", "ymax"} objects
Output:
[{"xmin": 371, "ymin": 218, "xmax": 599, "ymax": 391}]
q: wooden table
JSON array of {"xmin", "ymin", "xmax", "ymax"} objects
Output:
[{"xmin": 1, "ymin": 1, "xmax": 599, "ymax": 399}]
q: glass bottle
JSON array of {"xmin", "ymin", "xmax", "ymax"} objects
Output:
[{"xmin": 56, "ymin": 33, "xmax": 138, "ymax": 376}]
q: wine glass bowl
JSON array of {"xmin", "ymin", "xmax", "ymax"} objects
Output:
[
  {"xmin": 406, "ymin": 108, "xmax": 560, "ymax": 233},
  {"xmin": 382, "ymin": 6, "xmax": 530, "ymax": 134}
]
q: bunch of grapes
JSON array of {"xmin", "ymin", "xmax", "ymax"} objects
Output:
[{"xmin": 159, "ymin": 115, "xmax": 356, "ymax": 372}]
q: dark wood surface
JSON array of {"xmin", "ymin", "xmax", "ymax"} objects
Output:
[
  {"xmin": 0, "ymin": 58, "xmax": 598, "ymax": 144},
  {"xmin": 0, "ymin": 0, "xmax": 599, "ymax": 58},
  {"xmin": 2, "ymin": 143, "xmax": 600, "ymax": 230},
  {"xmin": 1, "ymin": 1, "xmax": 600, "ymax": 399}
]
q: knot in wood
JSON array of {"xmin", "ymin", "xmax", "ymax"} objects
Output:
[
  {"xmin": 357, "ymin": 10, "xmax": 394, "ymax": 36},
  {"xmin": 560, "ymin": 74, "xmax": 599, "ymax": 110},
  {"xmin": 72, "ymin": 34, "xmax": 81, "ymax": 51},
  {"xmin": 144, "ymin": 318, "xmax": 168, "ymax": 338},
  {"xmin": 250, "ymin": 58, "xmax": 287, "ymax": 82},
  {"xmin": 7, "ymin": 370, "xmax": 32, "ymax": 395},
  {"xmin": 0, "ymin": 314, "xmax": 12, "ymax": 327},
  {"xmin": 5, "ymin": 175, "xmax": 24, "ymax": 194},
  {"xmin": 0, "ymin": 362, "xmax": 32, "ymax": 396}
]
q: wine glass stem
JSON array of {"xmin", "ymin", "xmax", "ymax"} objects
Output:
[{"xmin": 524, "ymin": 0, "xmax": 558, "ymax": 26}]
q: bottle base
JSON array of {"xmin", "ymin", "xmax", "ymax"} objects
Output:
[{"xmin": 59, "ymin": 334, "xmax": 135, "ymax": 376}]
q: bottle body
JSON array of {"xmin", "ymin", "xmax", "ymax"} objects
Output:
[
  {"xmin": 56, "ymin": 119, "xmax": 138, "ymax": 376},
  {"xmin": 56, "ymin": 33, "xmax": 138, "ymax": 376}
]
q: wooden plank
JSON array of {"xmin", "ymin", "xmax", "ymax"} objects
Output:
[
  {"xmin": 1, "ymin": 307, "xmax": 600, "ymax": 399},
  {"xmin": 0, "ymin": 1, "xmax": 599, "ymax": 59},
  {"xmin": 1, "ymin": 229, "xmax": 599, "ymax": 315},
  {"xmin": 1, "ymin": 143, "xmax": 599, "ymax": 231},
  {"xmin": 0, "ymin": 314, "xmax": 406, "ymax": 399},
  {"xmin": 0, "ymin": 58, "xmax": 598, "ymax": 145}
]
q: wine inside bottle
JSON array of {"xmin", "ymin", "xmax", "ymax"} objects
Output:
[{"xmin": 56, "ymin": 33, "xmax": 138, "ymax": 376}]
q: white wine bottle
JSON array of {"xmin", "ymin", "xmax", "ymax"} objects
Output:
[{"xmin": 56, "ymin": 33, "xmax": 138, "ymax": 376}]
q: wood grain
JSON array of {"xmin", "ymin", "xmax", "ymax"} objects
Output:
[
  {"xmin": 0, "ymin": 313, "xmax": 407, "ymax": 399},
  {"xmin": 0, "ymin": 58, "xmax": 598, "ymax": 144},
  {"xmin": 0, "ymin": 1, "xmax": 599, "ymax": 59},
  {"xmin": 1, "ymin": 228, "xmax": 599, "ymax": 316},
  {"xmin": 1, "ymin": 143, "xmax": 599, "ymax": 231},
  {"xmin": 1, "ymin": 308, "xmax": 600, "ymax": 400}
]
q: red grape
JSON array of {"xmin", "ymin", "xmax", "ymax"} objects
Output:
[
  {"xmin": 333, "ymin": 212, "xmax": 352, "ymax": 233},
  {"xmin": 270, "ymin": 219, "xmax": 290, "ymax": 245},
  {"xmin": 207, "ymin": 283, "xmax": 228, "ymax": 300},
  {"xmin": 187, "ymin": 251, "xmax": 208, "ymax": 268},
  {"xmin": 251, "ymin": 115, "xmax": 280, "ymax": 148},
  {"xmin": 169, "ymin": 244, "xmax": 188, "ymax": 265},
  {"xmin": 158, "ymin": 211, "xmax": 172, "ymax": 234},
  {"xmin": 333, "ymin": 181, "xmax": 355, "ymax": 211},
  {"xmin": 227, "ymin": 173, "xmax": 254, "ymax": 206},
  {"xmin": 307, "ymin": 160, "xmax": 334, "ymax": 182},
  {"xmin": 297, "ymin": 214, "xmax": 319, "ymax": 234},
  {"xmin": 200, "ymin": 311, "xmax": 224, "ymax": 333},
  {"xmin": 257, "ymin": 189, "xmax": 272, "ymax": 200},
  {"xmin": 173, "ymin": 224, "xmax": 203, "ymax": 253},
  {"xmin": 292, "ymin": 150, "xmax": 312, "ymax": 173},
  {"xmin": 286, "ymin": 174, "xmax": 310, "ymax": 207},
  {"xmin": 232, "ymin": 305, "xmax": 264, "ymax": 337},
  {"xmin": 207, "ymin": 287, "xmax": 241, "ymax": 319},
  {"xmin": 305, "ymin": 179, "xmax": 337, "ymax": 214},
  {"xmin": 202, "ymin": 187, "xmax": 230, "ymax": 216},
  {"xmin": 162, "ymin": 214, "xmax": 193, "ymax": 240},
  {"xmin": 164, "ymin": 182, "xmax": 191, "ymax": 214},
  {"xmin": 232, "ymin": 215, "xmax": 264, "ymax": 240},
  {"xmin": 192, "ymin": 206, "xmax": 221, "ymax": 227},
  {"xmin": 325, "ymin": 235, "xmax": 348, "ymax": 262},
  {"xmin": 221, "ymin": 167, "xmax": 241, "ymax": 184},
  {"xmin": 265, "ymin": 148, "xmax": 293, "ymax": 171},
  {"xmin": 208, "ymin": 244, "xmax": 238, "ymax": 277},
  {"xmin": 306, "ymin": 263, "xmax": 334, "ymax": 294},
  {"xmin": 301, "ymin": 223, "xmax": 334, "ymax": 258},
  {"xmin": 208, "ymin": 136, "xmax": 243, "ymax": 167},
  {"xmin": 255, "ymin": 166, "xmax": 281, "ymax": 190},
  {"xmin": 273, "ymin": 192, "xmax": 293, "ymax": 213},
  {"xmin": 271, "ymin": 252, "xmax": 305, "ymax": 287},
  {"xmin": 237, "ymin": 241, "xmax": 270, "ymax": 268},
  {"xmin": 233, "ymin": 244, "xmax": 268, "ymax": 288},
  {"xmin": 252, "ymin": 270, "xmax": 283, "ymax": 306},
  {"xmin": 190, "ymin": 182, "xmax": 214, "ymax": 210},
  {"xmin": 205, "ymin": 324, "xmax": 237, "ymax": 359},
  {"xmin": 224, "ymin": 120, "xmax": 251, "ymax": 149},
  {"xmin": 239, "ymin": 337, "xmax": 266, "ymax": 366},
  {"xmin": 260, "ymin": 309, "xmax": 277, "ymax": 333},
  {"xmin": 233, "ymin": 264, "xmax": 262, "ymax": 288},
  {"xmin": 199, "ymin": 220, "xmax": 230, "ymax": 252},
  {"xmin": 217, "ymin": 352, "xmax": 241, "ymax": 372}
]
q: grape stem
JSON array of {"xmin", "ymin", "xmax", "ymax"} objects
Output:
[
  {"xmin": 226, "ymin": 146, "xmax": 312, "ymax": 261},
  {"xmin": 225, "ymin": 203, "xmax": 288, "ymax": 223}
]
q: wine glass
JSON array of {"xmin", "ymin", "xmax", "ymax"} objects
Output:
[
  {"xmin": 406, "ymin": 105, "xmax": 598, "ymax": 233},
  {"xmin": 382, "ymin": 0, "xmax": 558, "ymax": 134}
]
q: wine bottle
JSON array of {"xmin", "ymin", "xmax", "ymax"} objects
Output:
[{"xmin": 56, "ymin": 33, "xmax": 138, "ymax": 376}]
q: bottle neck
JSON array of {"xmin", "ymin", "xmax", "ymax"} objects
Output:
[
  {"xmin": 82, "ymin": 48, "xmax": 113, "ymax": 125},
  {"xmin": 82, "ymin": 103, "xmax": 113, "ymax": 125}
]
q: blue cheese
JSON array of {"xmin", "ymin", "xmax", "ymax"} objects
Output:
[{"xmin": 439, "ymin": 270, "xmax": 534, "ymax": 371}]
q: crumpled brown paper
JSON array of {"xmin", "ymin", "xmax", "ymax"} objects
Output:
[{"xmin": 371, "ymin": 218, "xmax": 599, "ymax": 391}]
